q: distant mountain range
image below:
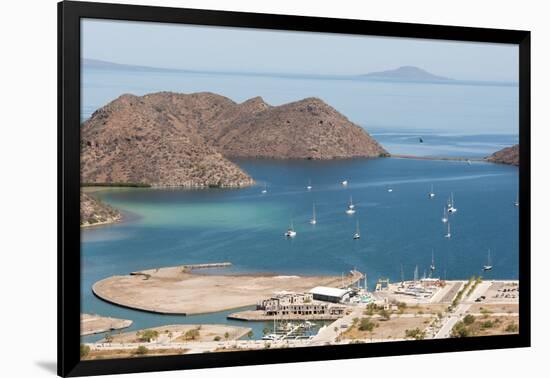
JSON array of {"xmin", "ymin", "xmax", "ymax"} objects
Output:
[
  {"xmin": 83, "ymin": 59, "xmax": 517, "ymax": 85},
  {"xmin": 82, "ymin": 58, "xmax": 188, "ymax": 73},
  {"xmin": 361, "ymin": 66, "xmax": 453, "ymax": 82}
]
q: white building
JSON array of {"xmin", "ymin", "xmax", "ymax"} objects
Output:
[{"xmin": 309, "ymin": 286, "xmax": 351, "ymax": 303}]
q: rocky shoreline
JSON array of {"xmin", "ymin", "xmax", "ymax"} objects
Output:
[
  {"xmin": 486, "ymin": 144, "xmax": 519, "ymax": 166},
  {"xmin": 80, "ymin": 192, "xmax": 122, "ymax": 227}
]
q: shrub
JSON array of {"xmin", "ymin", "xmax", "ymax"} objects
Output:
[
  {"xmin": 463, "ymin": 314, "xmax": 475, "ymax": 325},
  {"xmin": 505, "ymin": 323, "xmax": 519, "ymax": 333},
  {"xmin": 213, "ymin": 336, "xmax": 222, "ymax": 341},
  {"xmin": 135, "ymin": 346, "xmax": 148, "ymax": 355},
  {"xmin": 481, "ymin": 320, "xmax": 494, "ymax": 329},
  {"xmin": 405, "ymin": 328, "xmax": 426, "ymax": 340},
  {"xmin": 359, "ymin": 318, "xmax": 375, "ymax": 332},
  {"xmin": 451, "ymin": 321, "xmax": 471, "ymax": 338},
  {"xmin": 378, "ymin": 308, "xmax": 391, "ymax": 321}
]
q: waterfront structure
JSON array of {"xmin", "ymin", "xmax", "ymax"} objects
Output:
[
  {"xmin": 309, "ymin": 286, "xmax": 351, "ymax": 303},
  {"xmin": 257, "ymin": 291, "xmax": 346, "ymax": 316}
]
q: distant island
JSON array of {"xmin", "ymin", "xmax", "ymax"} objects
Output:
[
  {"xmin": 361, "ymin": 66, "xmax": 452, "ymax": 82},
  {"xmin": 82, "ymin": 58, "xmax": 187, "ymax": 73},
  {"xmin": 81, "ymin": 92, "xmax": 387, "ymax": 189},
  {"xmin": 486, "ymin": 144, "xmax": 519, "ymax": 166}
]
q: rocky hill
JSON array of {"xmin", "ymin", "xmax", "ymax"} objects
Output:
[
  {"xmin": 204, "ymin": 97, "xmax": 387, "ymax": 159},
  {"xmin": 80, "ymin": 93, "xmax": 254, "ymax": 188},
  {"xmin": 486, "ymin": 144, "xmax": 519, "ymax": 166},
  {"xmin": 81, "ymin": 92, "xmax": 387, "ymax": 186},
  {"xmin": 80, "ymin": 192, "xmax": 121, "ymax": 227}
]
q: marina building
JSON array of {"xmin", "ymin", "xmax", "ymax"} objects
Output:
[
  {"xmin": 309, "ymin": 286, "xmax": 351, "ymax": 303},
  {"xmin": 257, "ymin": 291, "xmax": 346, "ymax": 317}
]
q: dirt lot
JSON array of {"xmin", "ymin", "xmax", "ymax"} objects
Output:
[
  {"xmin": 468, "ymin": 303, "xmax": 519, "ymax": 314},
  {"xmin": 102, "ymin": 324, "xmax": 251, "ymax": 343},
  {"xmin": 457, "ymin": 315, "xmax": 519, "ymax": 337},
  {"xmin": 93, "ymin": 266, "xmax": 362, "ymax": 315},
  {"xmin": 82, "ymin": 347, "xmax": 189, "ymax": 360},
  {"xmin": 80, "ymin": 313, "xmax": 132, "ymax": 336},
  {"xmin": 339, "ymin": 315, "xmax": 436, "ymax": 341}
]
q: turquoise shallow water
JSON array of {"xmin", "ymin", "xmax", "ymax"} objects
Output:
[{"xmin": 81, "ymin": 157, "xmax": 518, "ymax": 341}]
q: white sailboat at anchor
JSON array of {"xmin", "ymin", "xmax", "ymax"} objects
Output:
[
  {"xmin": 447, "ymin": 192, "xmax": 457, "ymax": 213},
  {"xmin": 353, "ymin": 220, "xmax": 361, "ymax": 240},
  {"xmin": 444, "ymin": 222, "xmax": 451, "ymax": 238},
  {"xmin": 309, "ymin": 203, "xmax": 317, "ymax": 225},
  {"xmin": 429, "ymin": 184, "xmax": 435, "ymax": 198},
  {"xmin": 442, "ymin": 207, "xmax": 448, "ymax": 223},
  {"xmin": 284, "ymin": 220, "xmax": 297, "ymax": 238},
  {"xmin": 483, "ymin": 249, "xmax": 493, "ymax": 271}
]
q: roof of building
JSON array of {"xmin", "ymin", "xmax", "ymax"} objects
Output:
[{"xmin": 309, "ymin": 286, "xmax": 349, "ymax": 298}]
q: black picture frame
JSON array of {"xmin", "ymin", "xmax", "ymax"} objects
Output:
[{"xmin": 58, "ymin": 1, "xmax": 531, "ymax": 376}]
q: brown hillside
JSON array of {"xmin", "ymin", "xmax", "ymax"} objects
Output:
[
  {"xmin": 486, "ymin": 144, "xmax": 519, "ymax": 166},
  {"xmin": 80, "ymin": 192, "xmax": 121, "ymax": 226},
  {"xmin": 202, "ymin": 96, "xmax": 387, "ymax": 159},
  {"xmin": 80, "ymin": 93, "xmax": 254, "ymax": 188}
]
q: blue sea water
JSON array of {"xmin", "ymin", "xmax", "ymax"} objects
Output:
[
  {"xmin": 81, "ymin": 158, "xmax": 519, "ymax": 341},
  {"xmin": 82, "ymin": 68, "xmax": 518, "ymax": 136},
  {"xmin": 80, "ymin": 68, "xmax": 519, "ymax": 342}
]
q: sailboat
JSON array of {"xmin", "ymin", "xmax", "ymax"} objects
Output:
[
  {"xmin": 483, "ymin": 249, "xmax": 493, "ymax": 271},
  {"xmin": 261, "ymin": 184, "xmax": 267, "ymax": 194},
  {"xmin": 309, "ymin": 203, "xmax": 317, "ymax": 225},
  {"xmin": 348, "ymin": 196, "xmax": 355, "ymax": 209},
  {"xmin": 387, "ymin": 186, "xmax": 393, "ymax": 193},
  {"xmin": 341, "ymin": 180, "xmax": 349, "ymax": 186},
  {"xmin": 353, "ymin": 220, "xmax": 361, "ymax": 240},
  {"xmin": 307, "ymin": 179, "xmax": 312, "ymax": 191},
  {"xmin": 447, "ymin": 193, "xmax": 457, "ymax": 213},
  {"xmin": 430, "ymin": 250, "xmax": 436, "ymax": 272},
  {"xmin": 429, "ymin": 184, "xmax": 435, "ymax": 198},
  {"xmin": 444, "ymin": 222, "xmax": 451, "ymax": 238},
  {"xmin": 284, "ymin": 221, "xmax": 297, "ymax": 238},
  {"xmin": 441, "ymin": 207, "xmax": 448, "ymax": 223},
  {"xmin": 514, "ymin": 194, "xmax": 519, "ymax": 207}
]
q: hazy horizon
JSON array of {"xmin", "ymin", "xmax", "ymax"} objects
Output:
[{"xmin": 82, "ymin": 19, "xmax": 518, "ymax": 82}]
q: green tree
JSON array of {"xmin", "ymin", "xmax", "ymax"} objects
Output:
[
  {"xmin": 184, "ymin": 328, "xmax": 200, "ymax": 340},
  {"xmin": 224, "ymin": 332, "xmax": 230, "ymax": 340},
  {"xmin": 137, "ymin": 329, "xmax": 159, "ymax": 342},
  {"xmin": 80, "ymin": 344, "xmax": 90, "ymax": 359},
  {"xmin": 247, "ymin": 330, "xmax": 254, "ymax": 339},
  {"xmin": 214, "ymin": 336, "xmax": 222, "ymax": 341}
]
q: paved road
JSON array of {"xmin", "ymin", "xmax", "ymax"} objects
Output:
[
  {"xmin": 308, "ymin": 306, "xmax": 364, "ymax": 345},
  {"xmin": 434, "ymin": 281, "xmax": 492, "ymax": 338}
]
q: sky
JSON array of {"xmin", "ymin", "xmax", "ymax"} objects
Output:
[{"xmin": 82, "ymin": 19, "xmax": 518, "ymax": 82}]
